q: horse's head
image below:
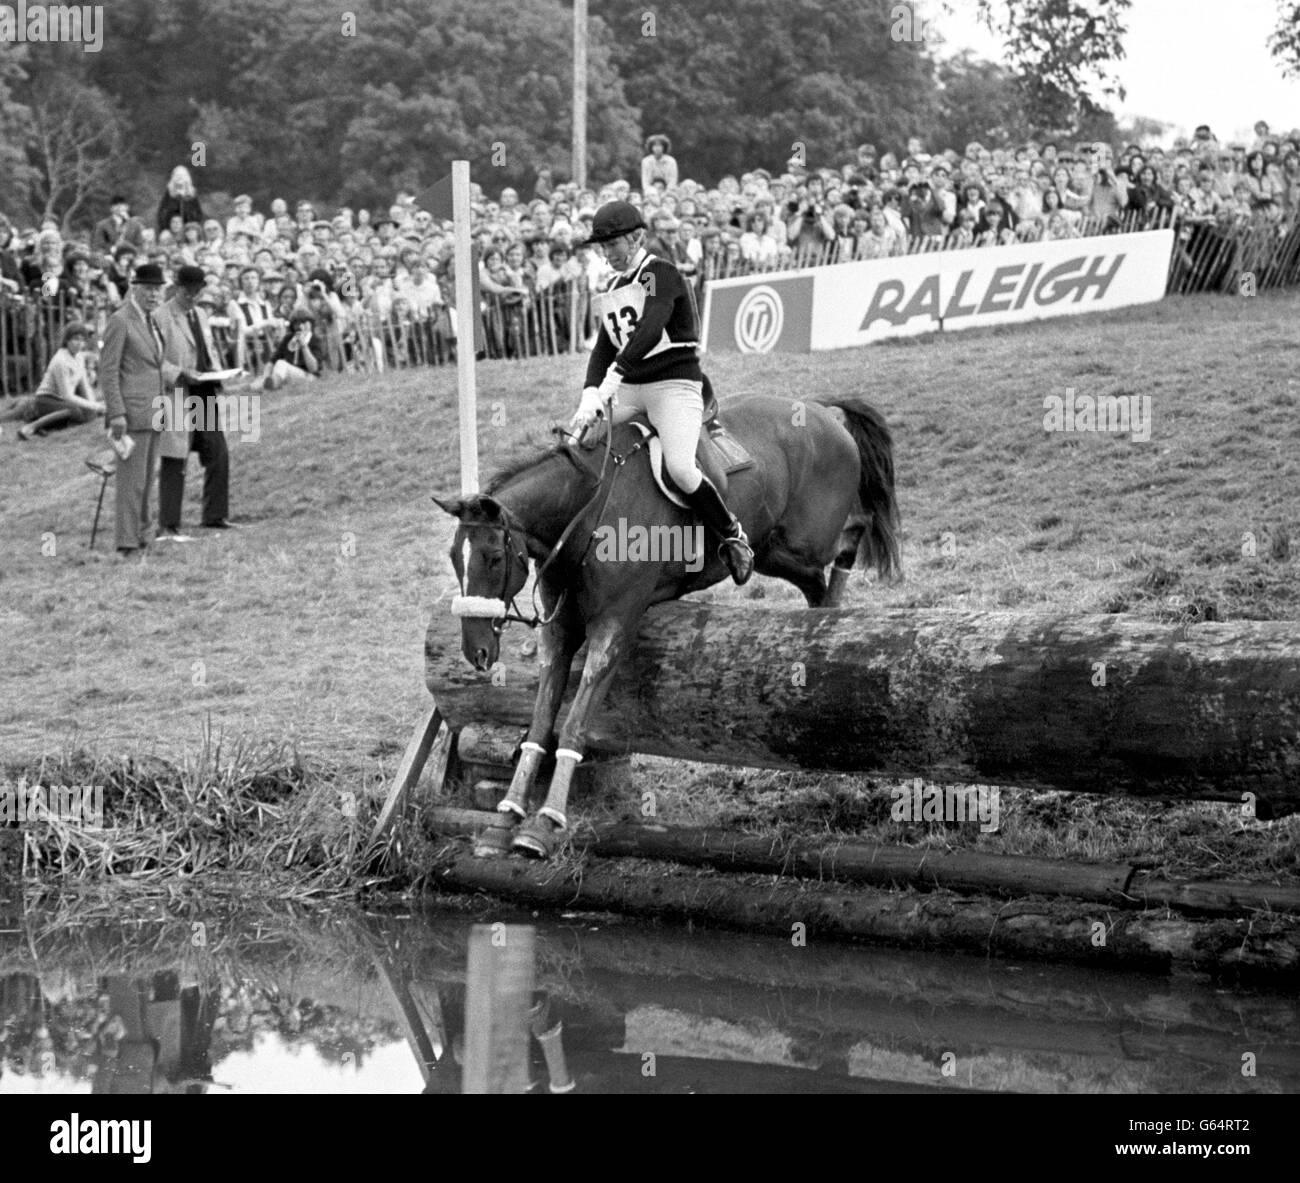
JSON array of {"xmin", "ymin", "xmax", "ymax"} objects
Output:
[{"xmin": 433, "ymin": 493, "xmax": 531, "ymax": 671}]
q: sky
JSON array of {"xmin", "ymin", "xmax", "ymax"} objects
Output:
[{"xmin": 932, "ymin": 0, "xmax": 1300, "ymax": 143}]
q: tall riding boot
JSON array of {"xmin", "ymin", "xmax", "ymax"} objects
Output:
[{"xmin": 684, "ymin": 474, "xmax": 754, "ymax": 585}]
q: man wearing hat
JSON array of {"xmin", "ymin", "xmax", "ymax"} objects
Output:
[
  {"xmin": 101, "ymin": 263, "xmax": 183, "ymax": 555},
  {"xmin": 641, "ymin": 134, "xmax": 679, "ymax": 193},
  {"xmin": 570, "ymin": 200, "xmax": 754, "ymax": 585},
  {"xmin": 93, "ymin": 196, "xmax": 146, "ymax": 256},
  {"xmin": 153, "ymin": 264, "xmax": 235, "ymax": 536}
]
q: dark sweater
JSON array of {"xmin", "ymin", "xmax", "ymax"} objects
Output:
[{"xmin": 584, "ymin": 250, "xmax": 703, "ymax": 386}]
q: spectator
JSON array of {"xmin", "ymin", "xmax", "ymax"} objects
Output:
[
  {"xmin": 226, "ymin": 266, "xmax": 282, "ymax": 372},
  {"xmin": 856, "ymin": 207, "xmax": 903, "ymax": 258},
  {"xmin": 739, "ymin": 210, "xmax": 782, "ymax": 269},
  {"xmin": 156, "ymin": 166, "xmax": 204, "ymax": 234},
  {"xmin": 93, "ymin": 196, "xmax": 146, "ymax": 255},
  {"xmin": 905, "ymin": 180, "xmax": 947, "ymax": 239},
  {"xmin": 153, "ymin": 263, "xmax": 234, "ymax": 538},
  {"xmin": 947, "ymin": 206, "xmax": 978, "ymax": 249},
  {"xmin": 976, "ymin": 203, "xmax": 1016, "ymax": 247},
  {"xmin": 1128, "ymin": 164, "xmax": 1175, "ymax": 225},
  {"xmin": 264, "ymin": 309, "xmax": 325, "ymax": 389},
  {"xmin": 0, "ymin": 218, "xmax": 22, "ymax": 290},
  {"xmin": 646, "ymin": 214, "xmax": 697, "ymax": 278},
  {"xmin": 6, "ymin": 322, "xmax": 104, "ymax": 439},
  {"xmin": 1086, "ymin": 163, "xmax": 1126, "ymax": 230},
  {"xmin": 226, "ymin": 194, "xmax": 263, "ymax": 240},
  {"xmin": 100, "ymin": 263, "xmax": 179, "ymax": 555},
  {"xmin": 641, "ymin": 134, "xmax": 679, "ymax": 192}
]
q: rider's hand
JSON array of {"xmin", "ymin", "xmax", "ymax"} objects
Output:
[
  {"xmin": 108, "ymin": 416, "xmax": 127, "ymax": 440},
  {"xmin": 569, "ymin": 386, "xmax": 604, "ymax": 434},
  {"xmin": 597, "ymin": 369, "xmax": 622, "ymax": 405}
]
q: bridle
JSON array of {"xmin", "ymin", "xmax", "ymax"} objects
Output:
[{"xmin": 449, "ymin": 417, "xmax": 648, "ymax": 636}]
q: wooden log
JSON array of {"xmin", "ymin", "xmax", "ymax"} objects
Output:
[
  {"xmin": 425, "ymin": 604, "xmax": 1300, "ymax": 812},
  {"xmin": 425, "ymin": 844, "xmax": 1300, "ymax": 982},
  {"xmin": 426, "ymin": 809, "xmax": 1300, "ymax": 918}
]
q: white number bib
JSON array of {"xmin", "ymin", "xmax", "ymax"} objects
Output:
[{"xmin": 593, "ymin": 272, "xmax": 649, "ymax": 351}]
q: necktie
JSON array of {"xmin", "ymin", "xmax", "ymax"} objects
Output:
[
  {"xmin": 189, "ymin": 309, "xmax": 213, "ymax": 372},
  {"xmin": 148, "ymin": 313, "xmax": 165, "ymax": 358}
]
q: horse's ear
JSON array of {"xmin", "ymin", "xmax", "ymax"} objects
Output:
[
  {"xmin": 475, "ymin": 495, "xmax": 504, "ymax": 522},
  {"xmin": 431, "ymin": 494, "xmax": 465, "ymax": 518}
]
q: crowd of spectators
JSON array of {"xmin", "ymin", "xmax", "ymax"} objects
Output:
[{"xmin": 3, "ymin": 121, "xmax": 1299, "ymax": 402}]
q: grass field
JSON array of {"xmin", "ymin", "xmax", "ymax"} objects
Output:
[{"xmin": 3, "ymin": 289, "xmax": 1298, "ymax": 888}]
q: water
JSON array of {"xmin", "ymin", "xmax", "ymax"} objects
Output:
[{"xmin": 1, "ymin": 900, "xmax": 1296, "ymax": 1094}]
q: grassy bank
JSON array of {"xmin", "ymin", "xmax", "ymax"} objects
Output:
[{"xmin": 2, "ymin": 290, "xmax": 1299, "ymax": 889}]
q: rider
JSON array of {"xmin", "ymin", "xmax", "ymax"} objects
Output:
[{"xmin": 570, "ymin": 200, "xmax": 754, "ymax": 584}]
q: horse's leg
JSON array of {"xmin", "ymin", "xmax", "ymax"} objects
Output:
[
  {"xmin": 756, "ymin": 545, "xmax": 831, "ymax": 607},
  {"xmin": 512, "ymin": 604, "xmax": 641, "ymax": 859},
  {"xmin": 474, "ymin": 599, "xmax": 584, "ymax": 858},
  {"xmin": 824, "ymin": 517, "xmax": 868, "ymax": 608}
]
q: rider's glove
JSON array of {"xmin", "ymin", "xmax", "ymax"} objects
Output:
[
  {"xmin": 577, "ymin": 385, "xmax": 605, "ymax": 420},
  {"xmin": 597, "ymin": 367, "xmax": 623, "ymax": 406}
]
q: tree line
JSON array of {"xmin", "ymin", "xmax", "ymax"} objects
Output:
[{"xmin": 1, "ymin": 0, "xmax": 1285, "ymax": 228}]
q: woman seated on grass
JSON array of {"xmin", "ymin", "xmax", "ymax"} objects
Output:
[
  {"xmin": 0, "ymin": 322, "xmax": 105, "ymax": 439},
  {"xmin": 263, "ymin": 310, "xmax": 326, "ymax": 390}
]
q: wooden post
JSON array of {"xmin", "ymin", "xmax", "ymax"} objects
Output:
[
  {"xmin": 462, "ymin": 924, "xmax": 536, "ymax": 1094},
  {"xmin": 572, "ymin": 0, "xmax": 587, "ymax": 189},
  {"xmin": 452, "ymin": 159, "xmax": 478, "ymax": 495},
  {"xmin": 369, "ymin": 705, "xmax": 448, "ymax": 846}
]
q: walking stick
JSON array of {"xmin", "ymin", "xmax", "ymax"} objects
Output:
[{"xmin": 85, "ymin": 453, "xmax": 115, "ymax": 549}]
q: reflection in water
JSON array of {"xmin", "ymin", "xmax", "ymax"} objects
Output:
[{"xmin": 2, "ymin": 899, "xmax": 1298, "ymax": 1095}]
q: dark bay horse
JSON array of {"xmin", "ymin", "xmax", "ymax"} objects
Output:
[{"xmin": 433, "ymin": 394, "xmax": 900, "ymax": 858}]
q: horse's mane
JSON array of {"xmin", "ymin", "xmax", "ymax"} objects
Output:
[{"xmin": 484, "ymin": 441, "xmax": 584, "ymax": 494}]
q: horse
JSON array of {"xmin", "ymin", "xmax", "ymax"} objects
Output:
[{"xmin": 432, "ymin": 393, "xmax": 900, "ymax": 859}]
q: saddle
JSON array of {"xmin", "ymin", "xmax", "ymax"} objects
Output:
[{"xmin": 597, "ymin": 375, "xmax": 755, "ymax": 507}]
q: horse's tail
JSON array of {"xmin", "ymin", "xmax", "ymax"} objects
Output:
[{"xmin": 821, "ymin": 397, "xmax": 902, "ymax": 580}]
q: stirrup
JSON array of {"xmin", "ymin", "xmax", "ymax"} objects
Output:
[{"xmin": 719, "ymin": 528, "xmax": 754, "ymax": 585}]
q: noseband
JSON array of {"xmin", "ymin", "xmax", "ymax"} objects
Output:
[{"xmin": 449, "ymin": 422, "xmax": 646, "ymax": 635}]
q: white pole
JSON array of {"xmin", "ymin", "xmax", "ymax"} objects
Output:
[
  {"xmin": 452, "ymin": 159, "xmax": 478, "ymax": 495},
  {"xmin": 573, "ymin": 0, "xmax": 587, "ymax": 189}
]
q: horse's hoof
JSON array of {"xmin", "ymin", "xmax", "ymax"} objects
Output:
[
  {"xmin": 511, "ymin": 816, "xmax": 563, "ymax": 860},
  {"xmin": 473, "ymin": 819, "xmax": 518, "ymax": 859}
]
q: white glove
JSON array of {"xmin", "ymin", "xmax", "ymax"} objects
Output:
[
  {"xmin": 569, "ymin": 386, "xmax": 606, "ymax": 434},
  {"xmin": 597, "ymin": 368, "xmax": 622, "ymax": 405}
]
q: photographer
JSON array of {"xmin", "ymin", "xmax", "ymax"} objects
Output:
[
  {"xmin": 264, "ymin": 309, "xmax": 326, "ymax": 390},
  {"xmin": 784, "ymin": 178, "xmax": 835, "ymax": 261},
  {"xmin": 1087, "ymin": 157, "xmax": 1126, "ymax": 232},
  {"xmin": 905, "ymin": 180, "xmax": 948, "ymax": 240}
]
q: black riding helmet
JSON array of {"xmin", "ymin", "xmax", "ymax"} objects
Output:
[{"xmin": 585, "ymin": 200, "xmax": 646, "ymax": 245}]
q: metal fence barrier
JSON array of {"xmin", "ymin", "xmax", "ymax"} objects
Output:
[{"xmin": 4, "ymin": 208, "xmax": 1299, "ymax": 397}]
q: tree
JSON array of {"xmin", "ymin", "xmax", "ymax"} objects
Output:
[
  {"xmin": 0, "ymin": 47, "xmax": 36, "ymax": 218},
  {"xmin": 1268, "ymin": 1, "xmax": 1300, "ymax": 78},
  {"xmin": 598, "ymin": 0, "xmax": 939, "ymax": 181},
  {"xmin": 933, "ymin": 52, "xmax": 1034, "ymax": 150},
  {"xmin": 23, "ymin": 74, "xmax": 128, "ymax": 229},
  {"xmin": 965, "ymin": 0, "xmax": 1131, "ymax": 130}
]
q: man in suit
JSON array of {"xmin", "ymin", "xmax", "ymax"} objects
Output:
[
  {"xmin": 101, "ymin": 263, "xmax": 181, "ymax": 555},
  {"xmin": 93, "ymin": 196, "xmax": 146, "ymax": 256},
  {"xmin": 153, "ymin": 265, "xmax": 234, "ymax": 533}
]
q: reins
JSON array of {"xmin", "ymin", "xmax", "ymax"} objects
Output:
[{"xmin": 456, "ymin": 416, "xmax": 648, "ymax": 635}]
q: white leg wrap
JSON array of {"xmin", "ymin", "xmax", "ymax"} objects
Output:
[
  {"xmin": 497, "ymin": 798, "xmax": 527, "ymax": 819},
  {"xmin": 519, "ymin": 741, "xmax": 547, "ymax": 755},
  {"xmin": 554, "ymin": 748, "xmax": 583, "ymax": 764},
  {"xmin": 538, "ymin": 806, "xmax": 567, "ymax": 829}
]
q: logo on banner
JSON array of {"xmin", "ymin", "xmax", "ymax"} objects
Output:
[{"xmin": 734, "ymin": 285, "xmax": 784, "ymax": 353}]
